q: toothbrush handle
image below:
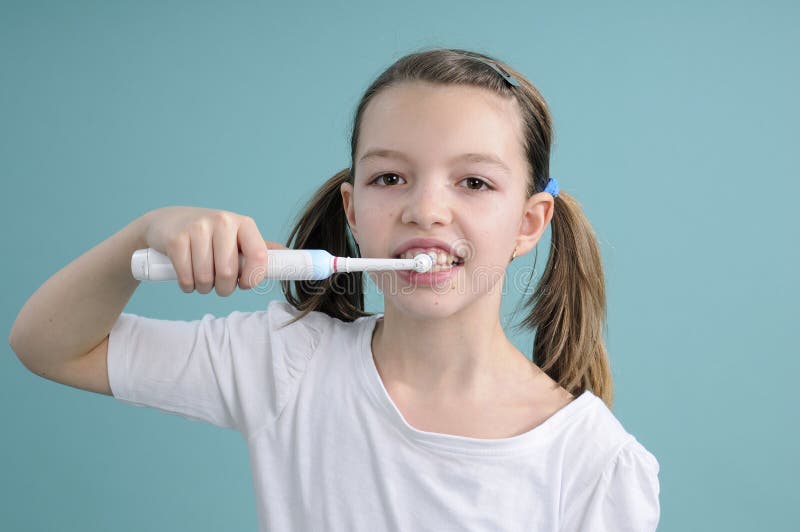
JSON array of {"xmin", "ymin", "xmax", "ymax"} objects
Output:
[{"xmin": 131, "ymin": 248, "xmax": 331, "ymax": 282}]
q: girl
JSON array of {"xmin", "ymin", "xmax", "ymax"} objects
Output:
[{"xmin": 11, "ymin": 49, "xmax": 660, "ymax": 531}]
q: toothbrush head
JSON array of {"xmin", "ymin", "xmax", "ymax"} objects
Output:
[{"xmin": 412, "ymin": 253, "xmax": 434, "ymax": 273}]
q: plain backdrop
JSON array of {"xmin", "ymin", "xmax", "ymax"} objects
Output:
[{"xmin": 2, "ymin": 1, "xmax": 797, "ymax": 530}]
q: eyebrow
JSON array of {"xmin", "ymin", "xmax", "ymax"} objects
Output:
[{"xmin": 358, "ymin": 148, "xmax": 512, "ymax": 174}]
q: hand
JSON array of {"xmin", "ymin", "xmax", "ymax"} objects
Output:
[{"xmin": 142, "ymin": 206, "xmax": 289, "ymax": 296}]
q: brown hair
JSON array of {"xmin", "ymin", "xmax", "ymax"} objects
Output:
[{"xmin": 280, "ymin": 48, "xmax": 614, "ymax": 408}]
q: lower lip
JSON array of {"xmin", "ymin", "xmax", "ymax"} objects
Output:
[{"xmin": 396, "ymin": 263, "xmax": 464, "ymax": 286}]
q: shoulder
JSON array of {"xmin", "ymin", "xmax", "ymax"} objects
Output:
[
  {"xmin": 557, "ymin": 393, "xmax": 660, "ymax": 528},
  {"xmin": 154, "ymin": 301, "xmax": 339, "ymax": 350},
  {"xmin": 266, "ymin": 299, "xmax": 331, "ymax": 331},
  {"xmin": 265, "ymin": 300, "xmax": 372, "ymax": 337},
  {"xmin": 264, "ymin": 300, "xmax": 377, "ymax": 361},
  {"xmin": 558, "ymin": 391, "xmax": 659, "ymax": 488},
  {"xmin": 559, "ymin": 434, "xmax": 661, "ymax": 531},
  {"xmin": 263, "ymin": 300, "xmax": 377, "ymax": 412}
]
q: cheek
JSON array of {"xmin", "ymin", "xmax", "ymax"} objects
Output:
[
  {"xmin": 362, "ymin": 204, "xmax": 394, "ymax": 219},
  {"xmin": 352, "ymin": 204, "xmax": 395, "ymax": 256},
  {"xmin": 354, "ymin": 188, "xmax": 391, "ymax": 220},
  {"xmin": 355, "ymin": 204, "xmax": 395, "ymax": 235},
  {"xmin": 470, "ymin": 216, "xmax": 519, "ymax": 259}
]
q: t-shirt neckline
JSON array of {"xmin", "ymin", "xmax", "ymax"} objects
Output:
[{"xmin": 355, "ymin": 312, "xmax": 596, "ymax": 456}]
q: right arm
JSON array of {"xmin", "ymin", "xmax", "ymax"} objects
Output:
[
  {"xmin": 9, "ymin": 212, "xmax": 151, "ymax": 395},
  {"xmin": 9, "ymin": 207, "xmax": 277, "ymax": 395}
]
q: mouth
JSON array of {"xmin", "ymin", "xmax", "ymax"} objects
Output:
[{"xmin": 393, "ymin": 248, "xmax": 465, "ymax": 271}]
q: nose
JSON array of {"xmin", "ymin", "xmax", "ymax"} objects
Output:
[{"xmin": 400, "ymin": 178, "xmax": 453, "ymax": 229}]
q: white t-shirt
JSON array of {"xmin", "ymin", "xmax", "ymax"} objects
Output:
[{"xmin": 108, "ymin": 299, "xmax": 660, "ymax": 531}]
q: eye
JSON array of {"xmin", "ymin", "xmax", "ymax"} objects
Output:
[
  {"xmin": 369, "ymin": 173, "xmax": 406, "ymax": 186},
  {"xmin": 461, "ymin": 177, "xmax": 492, "ymax": 191},
  {"xmin": 368, "ymin": 173, "xmax": 493, "ymax": 191}
]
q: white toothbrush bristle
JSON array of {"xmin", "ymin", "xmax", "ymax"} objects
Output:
[{"xmin": 413, "ymin": 253, "xmax": 434, "ymax": 272}]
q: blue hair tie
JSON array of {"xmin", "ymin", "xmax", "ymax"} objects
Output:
[{"xmin": 544, "ymin": 177, "xmax": 560, "ymax": 197}]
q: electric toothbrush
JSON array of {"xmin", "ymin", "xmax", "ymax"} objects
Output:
[{"xmin": 131, "ymin": 248, "xmax": 435, "ymax": 282}]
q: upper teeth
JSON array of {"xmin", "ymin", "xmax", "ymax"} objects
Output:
[{"xmin": 399, "ymin": 248, "xmax": 461, "ymax": 265}]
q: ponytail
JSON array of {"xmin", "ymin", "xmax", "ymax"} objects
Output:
[
  {"xmin": 279, "ymin": 168, "xmax": 372, "ymax": 325},
  {"xmin": 514, "ymin": 192, "xmax": 614, "ymax": 408}
]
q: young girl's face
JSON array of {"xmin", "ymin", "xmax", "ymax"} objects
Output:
[{"xmin": 341, "ymin": 81, "xmax": 551, "ymax": 315}]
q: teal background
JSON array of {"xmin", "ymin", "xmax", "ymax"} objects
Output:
[{"xmin": 2, "ymin": 1, "xmax": 797, "ymax": 530}]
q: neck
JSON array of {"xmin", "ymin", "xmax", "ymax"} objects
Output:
[{"xmin": 371, "ymin": 296, "xmax": 534, "ymax": 401}]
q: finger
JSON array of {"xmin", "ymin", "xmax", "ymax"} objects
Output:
[
  {"xmin": 213, "ymin": 223, "xmax": 239, "ymax": 297},
  {"xmin": 171, "ymin": 235, "xmax": 195, "ymax": 293},
  {"xmin": 237, "ymin": 218, "xmax": 268, "ymax": 290},
  {"xmin": 191, "ymin": 224, "xmax": 215, "ymax": 294}
]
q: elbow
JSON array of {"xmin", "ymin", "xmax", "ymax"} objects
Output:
[
  {"xmin": 9, "ymin": 323, "xmax": 33, "ymax": 368},
  {"xmin": 9, "ymin": 326, "xmax": 21, "ymax": 357},
  {"xmin": 9, "ymin": 311, "xmax": 23, "ymax": 351},
  {"xmin": 9, "ymin": 330, "xmax": 26, "ymax": 367}
]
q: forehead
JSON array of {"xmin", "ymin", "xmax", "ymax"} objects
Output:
[{"xmin": 357, "ymin": 82, "xmax": 525, "ymax": 168}]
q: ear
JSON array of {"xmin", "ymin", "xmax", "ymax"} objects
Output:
[
  {"xmin": 340, "ymin": 181, "xmax": 359, "ymax": 243},
  {"xmin": 514, "ymin": 192, "xmax": 555, "ymax": 257}
]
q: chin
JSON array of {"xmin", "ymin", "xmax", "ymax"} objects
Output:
[{"xmin": 384, "ymin": 290, "xmax": 470, "ymax": 319}]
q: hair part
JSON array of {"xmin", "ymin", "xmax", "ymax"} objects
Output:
[{"xmin": 281, "ymin": 47, "xmax": 614, "ymax": 408}]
